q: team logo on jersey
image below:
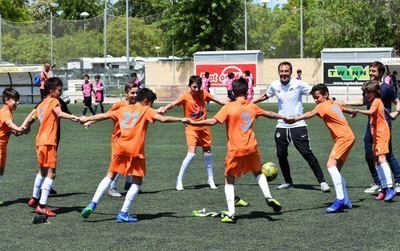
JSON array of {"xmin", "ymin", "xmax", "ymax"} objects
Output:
[{"xmin": 276, "ymin": 132, "xmax": 281, "ymax": 138}]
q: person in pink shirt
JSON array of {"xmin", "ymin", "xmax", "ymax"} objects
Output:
[
  {"xmin": 244, "ymin": 70, "xmax": 255, "ymax": 102},
  {"xmin": 225, "ymin": 72, "xmax": 235, "ymax": 101},
  {"xmin": 131, "ymin": 72, "xmax": 142, "ymax": 87},
  {"xmin": 202, "ymin": 72, "xmax": 211, "ymax": 111},
  {"xmin": 82, "ymin": 74, "xmax": 96, "ymax": 115},
  {"xmin": 384, "ymin": 72, "xmax": 393, "ymax": 85},
  {"xmin": 93, "ymin": 75, "xmax": 105, "ymax": 114}
]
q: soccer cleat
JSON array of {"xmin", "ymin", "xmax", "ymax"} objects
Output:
[
  {"xmin": 220, "ymin": 214, "xmax": 236, "ymax": 224},
  {"xmin": 364, "ymin": 183, "xmax": 381, "ymax": 195},
  {"xmin": 108, "ymin": 188, "xmax": 122, "ymax": 197},
  {"xmin": 116, "ymin": 212, "xmax": 138, "ymax": 223},
  {"xmin": 344, "ymin": 200, "xmax": 352, "ymax": 209},
  {"xmin": 266, "ymin": 197, "xmax": 282, "ymax": 212},
  {"xmin": 375, "ymin": 190, "xmax": 386, "ymax": 200},
  {"xmin": 234, "ymin": 196, "xmax": 250, "ymax": 207},
  {"xmin": 394, "ymin": 183, "xmax": 400, "ymax": 194},
  {"xmin": 384, "ymin": 188, "xmax": 396, "ymax": 202},
  {"xmin": 35, "ymin": 205, "xmax": 57, "ymax": 217},
  {"xmin": 326, "ymin": 199, "xmax": 345, "ymax": 213},
  {"xmin": 176, "ymin": 181, "xmax": 184, "ymax": 191},
  {"xmin": 320, "ymin": 182, "xmax": 331, "ymax": 192},
  {"xmin": 81, "ymin": 202, "xmax": 97, "ymax": 219},
  {"xmin": 124, "ymin": 182, "xmax": 132, "ymax": 191},
  {"xmin": 49, "ymin": 187, "xmax": 57, "ymax": 195},
  {"xmin": 27, "ymin": 197, "xmax": 39, "ymax": 208},
  {"xmin": 276, "ymin": 183, "xmax": 293, "ymax": 190},
  {"xmin": 208, "ymin": 180, "xmax": 218, "ymax": 190}
]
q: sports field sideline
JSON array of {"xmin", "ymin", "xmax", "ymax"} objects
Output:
[{"xmin": 1, "ymin": 103, "xmax": 400, "ymax": 250}]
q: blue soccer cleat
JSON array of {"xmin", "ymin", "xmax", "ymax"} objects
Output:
[
  {"xmin": 326, "ymin": 199, "xmax": 345, "ymax": 213},
  {"xmin": 384, "ymin": 188, "xmax": 396, "ymax": 202},
  {"xmin": 81, "ymin": 202, "xmax": 96, "ymax": 219},
  {"xmin": 116, "ymin": 212, "xmax": 138, "ymax": 223},
  {"xmin": 344, "ymin": 200, "xmax": 352, "ymax": 209}
]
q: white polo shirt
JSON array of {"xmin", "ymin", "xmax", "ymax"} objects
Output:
[{"xmin": 266, "ymin": 78, "xmax": 311, "ymax": 128}]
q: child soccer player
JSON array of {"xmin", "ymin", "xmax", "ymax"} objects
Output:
[
  {"xmin": 158, "ymin": 75, "xmax": 226, "ymax": 191},
  {"xmin": 187, "ymin": 78, "xmax": 284, "ymax": 223},
  {"xmin": 24, "ymin": 77, "xmax": 80, "ymax": 217},
  {"xmin": 80, "ymin": 88, "xmax": 186, "ymax": 222},
  {"xmin": 288, "ymin": 84, "xmax": 356, "ymax": 213},
  {"xmin": 0, "ymin": 88, "xmax": 25, "ymax": 202},
  {"xmin": 82, "ymin": 74, "xmax": 96, "ymax": 115},
  {"xmin": 355, "ymin": 80, "xmax": 396, "ymax": 201},
  {"xmin": 93, "ymin": 75, "xmax": 105, "ymax": 114}
]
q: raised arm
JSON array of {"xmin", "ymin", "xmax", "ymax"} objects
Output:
[
  {"xmin": 253, "ymin": 93, "xmax": 269, "ymax": 104},
  {"xmin": 154, "ymin": 114, "xmax": 186, "ymax": 123},
  {"xmin": 158, "ymin": 100, "xmax": 179, "ymax": 114},
  {"xmin": 4, "ymin": 120, "xmax": 24, "ymax": 133},
  {"xmin": 260, "ymin": 110, "xmax": 288, "ymax": 120},
  {"xmin": 356, "ymin": 108, "xmax": 373, "ymax": 116},
  {"xmin": 188, "ymin": 118, "xmax": 218, "ymax": 127},
  {"xmin": 20, "ymin": 109, "xmax": 37, "ymax": 133},
  {"xmin": 53, "ymin": 106, "xmax": 79, "ymax": 122},
  {"xmin": 79, "ymin": 112, "xmax": 111, "ymax": 124},
  {"xmin": 292, "ymin": 110, "xmax": 317, "ymax": 122}
]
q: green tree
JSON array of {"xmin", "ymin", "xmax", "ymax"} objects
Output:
[
  {"xmin": 0, "ymin": 0, "xmax": 30, "ymax": 21},
  {"xmin": 56, "ymin": 0, "xmax": 102, "ymax": 20}
]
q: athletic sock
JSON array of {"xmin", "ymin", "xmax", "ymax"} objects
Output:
[
  {"xmin": 224, "ymin": 184, "xmax": 235, "ymax": 217},
  {"xmin": 109, "ymin": 174, "xmax": 120, "ymax": 190},
  {"xmin": 380, "ymin": 162, "xmax": 393, "ymax": 188},
  {"xmin": 92, "ymin": 177, "xmax": 112, "ymax": 204},
  {"xmin": 256, "ymin": 173, "xmax": 272, "ymax": 199},
  {"xmin": 203, "ymin": 153, "xmax": 215, "ymax": 183},
  {"xmin": 39, "ymin": 177, "xmax": 54, "ymax": 205},
  {"xmin": 328, "ymin": 166, "xmax": 344, "ymax": 200},
  {"xmin": 376, "ymin": 164, "xmax": 388, "ymax": 189},
  {"xmin": 341, "ymin": 175, "xmax": 349, "ymax": 202},
  {"xmin": 176, "ymin": 152, "xmax": 196, "ymax": 183},
  {"xmin": 120, "ymin": 184, "xmax": 140, "ymax": 213},
  {"xmin": 32, "ymin": 174, "xmax": 45, "ymax": 199}
]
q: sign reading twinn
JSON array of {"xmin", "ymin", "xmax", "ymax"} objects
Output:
[{"xmin": 324, "ymin": 63, "xmax": 370, "ymax": 85}]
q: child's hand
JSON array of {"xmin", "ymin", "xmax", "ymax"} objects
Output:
[
  {"xmin": 350, "ymin": 109, "xmax": 358, "ymax": 118},
  {"xmin": 83, "ymin": 121, "xmax": 93, "ymax": 129},
  {"xmin": 284, "ymin": 116, "xmax": 296, "ymax": 124},
  {"xmin": 157, "ymin": 107, "xmax": 166, "ymax": 114},
  {"xmin": 79, "ymin": 116, "xmax": 89, "ymax": 124},
  {"xmin": 389, "ymin": 111, "xmax": 398, "ymax": 120}
]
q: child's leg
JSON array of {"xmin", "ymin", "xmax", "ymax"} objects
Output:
[
  {"xmin": 202, "ymin": 147, "xmax": 216, "ymax": 189},
  {"xmin": 254, "ymin": 171, "xmax": 272, "ymax": 199},
  {"xmin": 109, "ymin": 173, "xmax": 120, "ymax": 190},
  {"xmin": 120, "ymin": 176, "xmax": 142, "ymax": 214},
  {"xmin": 224, "ymin": 175, "xmax": 236, "ymax": 217},
  {"xmin": 377, "ymin": 155, "xmax": 393, "ymax": 188},
  {"xmin": 39, "ymin": 168, "xmax": 56, "ymax": 206},
  {"xmin": 176, "ymin": 147, "xmax": 196, "ymax": 190},
  {"xmin": 94, "ymin": 103, "xmax": 98, "ymax": 114},
  {"xmin": 100, "ymin": 102, "xmax": 104, "ymax": 113},
  {"xmin": 92, "ymin": 172, "xmax": 117, "ymax": 203},
  {"xmin": 82, "ymin": 106, "xmax": 88, "ymax": 115},
  {"xmin": 32, "ymin": 170, "xmax": 46, "ymax": 200},
  {"xmin": 88, "ymin": 105, "xmax": 96, "ymax": 115},
  {"xmin": 327, "ymin": 159, "xmax": 344, "ymax": 200}
]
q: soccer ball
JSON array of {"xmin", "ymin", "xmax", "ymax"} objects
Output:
[{"xmin": 261, "ymin": 162, "xmax": 279, "ymax": 181}]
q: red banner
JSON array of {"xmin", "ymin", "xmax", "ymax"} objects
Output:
[{"xmin": 196, "ymin": 64, "xmax": 257, "ymax": 87}]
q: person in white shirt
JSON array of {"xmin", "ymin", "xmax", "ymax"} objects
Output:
[{"xmin": 254, "ymin": 61, "xmax": 330, "ymax": 192}]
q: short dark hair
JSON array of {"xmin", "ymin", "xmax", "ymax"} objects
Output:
[
  {"xmin": 278, "ymin": 61, "xmax": 293, "ymax": 72},
  {"xmin": 205, "ymin": 72, "xmax": 209, "ymax": 77},
  {"xmin": 297, "ymin": 69, "xmax": 302, "ymax": 74},
  {"xmin": 83, "ymin": 74, "xmax": 89, "ymax": 78},
  {"xmin": 94, "ymin": 75, "xmax": 101, "ymax": 79},
  {"xmin": 2, "ymin": 88, "xmax": 20, "ymax": 103},
  {"xmin": 44, "ymin": 77, "xmax": 63, "ymax": 95},
  {"xmin": 311, "ymin": 83, "xmax": 329, "ymax": 96},
  {"xmin": 232, "ymin": 77, "xmax": 248, "ymax": 97},
  {"xmin": 393, "ymin": 71, "xmax": 397, "ymax": 75},
  {"xmin": 369, "ymin": 61, "xmax": 385, "ymax": 80},
  {"xmin": 362, "ymin": 80, "xmax": 380, "ymax": 97},
  {"xmin": 136, "ymin": 88, "xmax": 157, "ymax": 103},
  {"xmin": 188, "ymin": 75, "xmax": 202, "ymax": 87},
  {"xmin": 244, "ymin": 70, "xmax": 250, "ymax": 76},
  {"xmin": 227, "ymin": 72, "xmax": 235, "ymax": 79},
  {"xmin": 131, "ymin": 72, "xmax": 138, "ymax": 78},
  {"xmin": 125, "ymin": 82, "xmax": 139, "ymax": 92}
]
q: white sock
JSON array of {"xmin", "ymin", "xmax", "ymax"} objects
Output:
[
  {"xmin": 328, "ymin": 166, "xmax": 344, "ymax": 200},
  {"xmin": 256, "ymin": 173, "xmax": 272, "ymax": 199},
  {"xmin": 224, "ymin": 184, "xmax": 235, "ymax": 216},
  {"xmin": 109, "ymin": 174, "xmax": 120, "ymax": 190},
  {"xmin": 125, "ymin": 175, "xmax": 133, "ymax": 184},
  {"xmin": 177, "ymin": 152, "xmax": 196, "ymax": 183},
  {"xmin": 39, "ymin": 177, "xmax": 54, "ymax": 205},
  {"xmin": 380, "ymin": 162, "xmax": 393, "ymax": 188},
  {"xmin": 376, "ymin": 165, "xmax": 388, "ymax": 188},
  {"xmin": 33, "ymin": 174, "xmax": 45, "ymax": 199},
  {"xmin": 92, "ymin": 177, "xmax": 112, "ymax": 203},
  {"xmin": 203, "ymin": 153, "xmax": 215, "ymax": 182},
  {"xmin": 121, "ymin": 184, "xmax": 140, "ymax": 213}
]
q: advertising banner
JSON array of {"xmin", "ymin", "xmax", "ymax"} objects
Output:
[
  {"xmin": 196, "ymin": 64, "xmax": 257, "ymax": 87},
  {"xmin": 323, "ymin": 62, "xmax": 370, "ymax": 85}
]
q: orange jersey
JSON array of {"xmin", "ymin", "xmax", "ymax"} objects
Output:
[
  {"xmin": 108, "ymin": 103, "xmax": 157, "ymax": 158},
  {"xmin": 35, "ymin": 97, "xmax": 60, "ymax": 146},
  {"xmin": 107, "ymin": 99, "xmax": 129, "ymax": 142},
  {"xmin": 312, "ymin": 100, "xmax": 355, "ymax": 141},
  {"xmin": 369, "ymin": 98, "xmax": 390, "ymax": 142},
  {"xmin": 176, "ymin": 90, "xmax": 213, "ymax": 131},
  {"xmin": 0, "ymin": 105, "xmax": 13, "ymax": 145},
  {"xmin": 214, "ymin": 98, "xmax": 264, "ymax": 157}
]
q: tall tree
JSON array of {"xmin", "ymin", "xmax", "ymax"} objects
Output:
[{"xmin": 0, "ymin": 0, "xmax": 30, "ymax": 21}]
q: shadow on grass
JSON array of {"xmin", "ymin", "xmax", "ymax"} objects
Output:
[
  {"xmin": 84, "ymin": 212, "xmax": 178, "ymax": 223},
  {"xmin": 0, "ymin": 197, "xmax": 29, "ymax": 207},
  {"xmin": 239, "ymin": 211, "xmax": 282, "ymax": 221},
  {"xmin": 49, "ymin": 192, "xmax": 87, "ymax": 198},
  {"xmin": 53, "ymin": 205, "xmax": 86, "ymax": 215},
  {"xmin": 282, "ymin": 198, "xmax": 365, "ymax": 214}
]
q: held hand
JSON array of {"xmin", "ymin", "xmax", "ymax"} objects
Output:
[
  {"xmin": 389, "ymin": 111, "xmax": 398, "ymax": 120},
  {"xmin": 157, "ymin": 107, "xmax": 166, "ymax": 114},
  {"xmin": 350, "ymin": 109, "xmax": 358, "ymax": 118},
  {"xmin": 83, "ymin": 121, "xmax": 93, "ymax": 129},
  {"xmin": 79, "ymin": 116, "xmax": 89, "ymax": 124},
  {"xmin": 284, "ymin": 116, "xmax": 296, "ymax": 124},
  {"xmin": 181, "ymin": 118, "xmax": 189, "ymax": 124}
]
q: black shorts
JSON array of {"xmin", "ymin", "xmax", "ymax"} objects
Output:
[{"xmin": 83, "ymin": 97, "xmax": 92, "ymax": 107}]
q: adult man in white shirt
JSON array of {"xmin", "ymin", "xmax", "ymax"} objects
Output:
[{"xmin": 254, "ymin": 61, "xmax": 330, "ymax": 192}]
